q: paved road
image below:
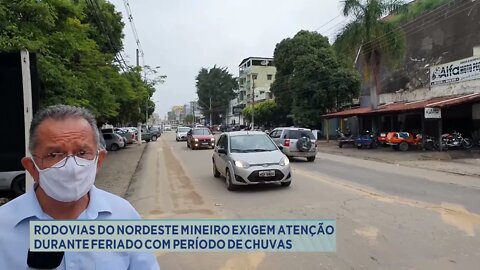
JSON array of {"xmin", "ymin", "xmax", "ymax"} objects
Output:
[{"xmin": 127, "ymin": 132, "xmax": 480, "ymax": 270}]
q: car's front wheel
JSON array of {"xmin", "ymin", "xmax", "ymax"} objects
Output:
[
  {"xmin": 110, "ymin": 143, "xmax": 120, "ymax": 151},
  {"xmin": 225, "ymin": 170, "xmax": 236, "ymax": 191},
  {"xmin": 151, "ymin": 135, "xmax": 157, "ymax": 141},
  {"xmin": 11, "ymin": 174, "xmax": 25, "ymax": 197}
]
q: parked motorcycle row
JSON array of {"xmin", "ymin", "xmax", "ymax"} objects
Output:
[{"xmin": 336, "ymin": 128, "xmax": 476, "ymax": 151}]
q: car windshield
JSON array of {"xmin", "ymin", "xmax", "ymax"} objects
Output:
[
  {"xmin": 230, "ymin": 134, "xmax": 277, "ymax": 152},
  {"xmin": 177, "ymin": 127, "xmax": 190, "ymax": 132},
  {"xmin": 192, "ymin": 129, "xmax": 211, "ymax": 135},
  {"xmin": 287, "ymin": 130, "xmax": 315, "ymax": 139}
]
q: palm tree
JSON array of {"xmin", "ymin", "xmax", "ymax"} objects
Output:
[{"xmin": 335, "ymin": 0, "xmax": 406, "ymax": 109}]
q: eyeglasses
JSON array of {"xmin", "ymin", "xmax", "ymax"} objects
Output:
[{"xmin": 33, "ymin": 151, "xmax": 98, "ymax": 169}]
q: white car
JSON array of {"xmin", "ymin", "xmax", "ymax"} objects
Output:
[
  {"xmin": 176, "ymin": 126, "xmax": 191, "ymax": 141},
  {"xmin": 212, "ymin": 131, "xmax": 292, "ymax": 190},
  {"xmin": 0, "ymin": 171, "xmax": 25, "ymax": 197}
]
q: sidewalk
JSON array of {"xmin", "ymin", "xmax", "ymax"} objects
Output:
[
  {"xmin": 95, "ymin": 143, "xmax": 147, "ymax": 197},
  {"xmin": 317, "ymin": 140, "xmax": 480, "ymax": 177}
]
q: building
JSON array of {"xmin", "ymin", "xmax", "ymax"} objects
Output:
[
  {"xmin": 227, "ymin": 57, "xmax": 277, "ymax": 125},
  {"xmin": 324, "ymin": 0, "xmax": 480, "ymax": 144}
]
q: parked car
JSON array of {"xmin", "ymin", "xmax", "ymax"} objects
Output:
[
  {"xmin": 114, "ymin": 128, "xmax": 135, "ymax": 145},
  {"xmin": 269, "ymin": 127, "xmax": 317, "ymax": 162},
  {"xmin": 176, "ymin": 126, "xmax": 191, "ymax": 141},
  {"xmin": 187, "ymin": 128, "xmax": 215, "ymax": 149},
  {"xmin": 0, "ymin": 171, "xmax": 25, "ymax": 197},
  {"xmin": 386, "ymin": 132, "xmax": 422, "ymax": 151},
  {"xmin": 140, "ymin": 127, "xmax": 158, "ymax": 142},
  {"xmin": 102, "ymin": 132, "xmax": 125, "ymax": 151},
  {"xmin": 354, "ymin": 130, "xmax": 378, "ymax": 149},
  {"xmin": 212, "ymin": 131, "xmax": 292, "ymax": 190},
  {"xmin": 377, "ymin": 132, "xmax": 388, "ymax": 146},
  {"xmin": 164, "ymin": 125, "xmax": 172, "ymax": 131},
  {"xmin": 150, "ymin": 126, "xmax": 162, "ymax": 137}
]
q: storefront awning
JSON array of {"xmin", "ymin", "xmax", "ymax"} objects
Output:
[{"xmin": 323, "ymin": 93, "xmax": 480, "ymax": 119}]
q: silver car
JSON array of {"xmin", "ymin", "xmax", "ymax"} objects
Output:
[
  {"xmin": 212, "ymin": 131, "xmax": 292, "ymax": 190},
  {"xmin": 176, "ymin": 127, "xmax": 191, "ymax": 141},
  {"xmin": 0, "ymin": 171, "xmax": 25, "ymax": 196},
  {"xmin": 269, "ymin": 127, "xmax": 317, "ymax": 162}
]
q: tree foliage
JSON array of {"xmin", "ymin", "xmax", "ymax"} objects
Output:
[
  {"xmin": 242, "ymin": 100, "xmax": 281, "ymax": 128},
  {"xmin": 334, "ymin": 0, "xmax": 406, "ymax": 108},
  {"xmin": 0, "ymin": 0, "xmax": 164, "ymax": 125},
  {"xmin": 271, "ymin": 30, "xmax": 360, "ymax": 128},
  {"xmin": 196, "ymin": 66, "xmax": 238, "ymax": 125},
  {"xmin": 184, "ymin": 114, "xmax": 195, "ymax": 124}
]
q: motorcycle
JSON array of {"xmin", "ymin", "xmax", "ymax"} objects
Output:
[
  {"xmin": 336, "ymin": 128, "xmax": 356, "ymax": 148},
  {"xmin": 439, "ymin": 132, "xmax": 473, "ymax": 150},
  {"xmin": 422, "ymin": 135, "xmax": 436, "ymax": 151}
]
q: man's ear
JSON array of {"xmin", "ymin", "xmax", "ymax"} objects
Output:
[
  {"xmin": 21, "ymin": 157, "xmax": 39, "ymax": 183},
  {"xmin": 97, "ymin": 149, "xmax": 108, "ymax": 170}
]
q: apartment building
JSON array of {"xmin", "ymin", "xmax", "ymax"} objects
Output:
[{"xmin": 228, "ymin": 57, "xmax": 277, "ymax": 125}]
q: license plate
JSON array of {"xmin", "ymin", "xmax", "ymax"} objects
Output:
[
  {"xmin": 202, "ymin": 142, "xmax": 208, "ymax": 145},
  {"xmin": 259, "ymin": 170, "xmax": 275, "ymax": 177}
]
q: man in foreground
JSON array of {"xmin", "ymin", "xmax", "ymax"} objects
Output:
[{"xmin": 0, "ymin": 105, "xmax": 160, "ymax": 269}]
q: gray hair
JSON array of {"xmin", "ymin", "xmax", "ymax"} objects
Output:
[{"xmin": 29, "ymin": 105, "xmax": 103, "ymax": 153}]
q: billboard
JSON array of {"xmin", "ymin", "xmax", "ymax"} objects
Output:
[{"xmin": 430, "ymin": 56, "xmax": 480, "ymax": 86}]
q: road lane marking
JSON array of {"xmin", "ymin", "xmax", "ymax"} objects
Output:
[{"xmin": 294, "ymin": 167, "xmax": 480, "ymax": 236}]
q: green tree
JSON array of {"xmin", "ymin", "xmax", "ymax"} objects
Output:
[
  {"xmin": 184, "ymin": 114, "xmax": 195, "ymax": 124},
  {"xmin": 242, "ymin": 100, "xmax": 281, "ymax": 128},
  {"xmin": 272, "ymin": 30, "xmax": 360, "ymax": 128},
  {"xmin": 0, "ymin": 0, "xmax": 164, "ymax": 125},
  {"xmin": 196, "ymin": 66, "xmax": 238, "ymax": 125},
  {"xmin": 334, "ymin": 0, "xmax": 406, "ymax": 108}
]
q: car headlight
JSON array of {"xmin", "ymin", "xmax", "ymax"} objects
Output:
[
  {"xmin": 194, "ymin": 138, "xmax": 199, "ymax": 142},
  {"xmin": 279, "ymin": 156, "xmax": 290, "ymax": 166},
  {"xmin": 234, "ymin": 160, "xmax": 250, "ymax": 169},
  {"xmin": 210, "ymin": 138, "xmax": 215, "ymax": 141}
]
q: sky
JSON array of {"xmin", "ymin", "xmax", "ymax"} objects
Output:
[{"xmin": 109, "ymin": 0, "xmax": 349, "ymax": 118}]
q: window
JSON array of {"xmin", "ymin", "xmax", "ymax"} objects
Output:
[
  {"xmin": 267, "ymin": 74, "xmax": 273, "ymax": 80},
  {"xmin": 230, "ymin": 134, "xmax": 277, "ymax": 152},
  {"xmin": 286, "ymin": 130, "xmax": 315, "ymax": 139},
  {"xmin": 216, "ymin": 135, "xmax": 224, "ymax": 147},
  {"xmin": 221, "ymin": 135, "xmax": 228, "ymax": 149},
  {"xmin": 270, "ymin": 130, "xmax": 281, "ymax": 138},
  {"xmin": 192, "ymin": 128, "xmax": 211, "ymax": 135},
  {"xmin": 103, "ymin": 134, "xmax": 113, "ymax": 140},
  {"xmin": 252, "ymin": 74, "xmax": 257, "ymax": 80}
]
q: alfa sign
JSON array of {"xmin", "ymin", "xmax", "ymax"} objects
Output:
[
  {"xmin": 425, "ymin": 107, "xmax": 441, "ymax": 119},
  {"xmin": 430, "ymin": 56, "xmax": 480, "ymax": 86}
]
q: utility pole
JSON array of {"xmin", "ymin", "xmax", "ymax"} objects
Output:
[
  {"xmin": 209, "ymin": 96, "xmax": 212, "ymax": 127},
  {"xmin": 251, "ymin": 74, "xmax": 256, "ymax": 129},
  {"xmin": 136, "ymin": 48, "xmax": 142, "ymax": 145}
]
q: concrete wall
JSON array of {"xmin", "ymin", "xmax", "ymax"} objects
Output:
[{"xmin": 360, "ymin": 0, "xmax": 480, "ymax": 103}]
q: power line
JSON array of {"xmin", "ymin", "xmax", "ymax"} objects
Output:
[
  {"xmin": 123, "ymin": 0, "xmax": 145, "ymax": 67},
  {"xmin": 358, "ymin": 0, "xmax": 476, "ymax": 57},
  {"xmin": 314, "ymin": 13, "xmax": 343, "ymax": 32}
]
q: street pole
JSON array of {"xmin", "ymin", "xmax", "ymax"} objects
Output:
[
  {"xmin": 251, "ymin": 75, "xmax": 255, "ymax": 129},
  {"xmin": 209, "ymin": 96, "xmax": 212, "ymax": 127},
  {"xmin": 136, "ymin": 48, "xmax": 142, "ymax": 144}
]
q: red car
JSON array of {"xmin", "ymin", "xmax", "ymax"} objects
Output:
[{"xmin": 187, "ymin": 128, "xmax": 215, "ymax": 149}]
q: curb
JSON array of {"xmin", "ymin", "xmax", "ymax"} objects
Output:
[
  {"xmin": 317, "ymin": 149, "xmax": 480, "ymax": 178},
  {"xmin": 123, "ymin": 143, "xmax": 149, "ymax": 198}
]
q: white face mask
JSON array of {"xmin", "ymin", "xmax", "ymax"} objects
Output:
[{"xmin": 33, "ymin": 156, "xmax": 98, "ymax": 202}]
